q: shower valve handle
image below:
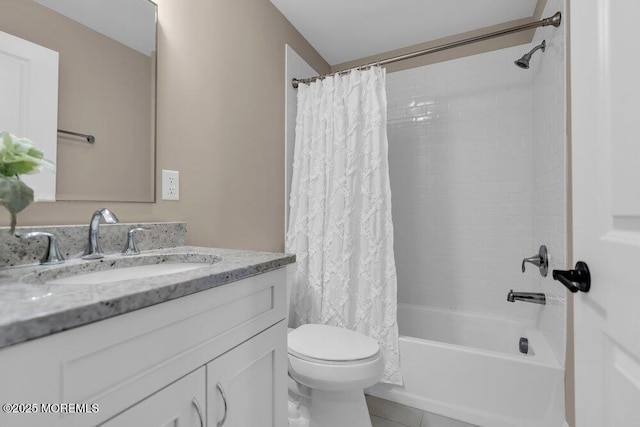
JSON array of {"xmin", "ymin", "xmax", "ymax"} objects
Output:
[{"xmin": 522, "ymin": 245, "xmax": 549, "ymax": 277}]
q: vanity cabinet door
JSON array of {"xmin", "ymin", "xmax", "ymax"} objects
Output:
[
  {"xmin": 207, "ymin": 321, "xmax": 287, "ymax": 427},
  {"xmin": 100, "ymin": 367, "xmax": 206, "ymax": 427}
]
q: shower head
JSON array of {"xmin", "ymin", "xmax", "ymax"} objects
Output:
[
  {"xmin": 514, "ymin": 40, "xmax": 546, "ymax": 69},
  {"xmin": 514, "ymin": 56, "xmax": 531, "ymax": 69}
]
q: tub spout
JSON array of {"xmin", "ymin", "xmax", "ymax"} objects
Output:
[{"xmin": 507, "ymin": 290, "xmax": 546, "ymax": 305}]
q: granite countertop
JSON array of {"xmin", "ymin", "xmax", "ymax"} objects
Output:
[{"xmin": 0, "ymin": 246, "xmax": 295, "ymax": 349}]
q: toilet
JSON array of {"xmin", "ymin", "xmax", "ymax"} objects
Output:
[{"xmin": 286, "ymin": 324, "xmax": 384, "ymax": 427}]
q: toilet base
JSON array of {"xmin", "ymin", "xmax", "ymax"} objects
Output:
[
  {"xmin": 288, "ymin": 385, "xmax": 372, "ymax": 427},
  {"xmin": 288, "ymin": 389, "xmax": 311, "ymax": 427},
  {"xmin": 309, "ymin": 389, "xmax": 372, "ymax": 427}
]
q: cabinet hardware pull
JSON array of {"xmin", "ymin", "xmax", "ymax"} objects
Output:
[
  {"xmin": 216, "ymin": 382, "xmax": 229, "ymax": 426},
  {"xmin": 191, "ymin": 398, "xmax": 204, "ymax": 427}
]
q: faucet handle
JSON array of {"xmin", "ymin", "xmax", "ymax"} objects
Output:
[
  {"xmin": 522, "ymin": 245, "xmax": 548, "ymax": 277},
  {"xmin": 521, "ymin": 255, "xmax": 542, "ymax": 271},
  {"xmin": 123, "ymin": 227, "xmax": 150, "ymax": 256},
  {"xmin": 15, "ymin": 231, "xmax": 65, "ymax": 265}
]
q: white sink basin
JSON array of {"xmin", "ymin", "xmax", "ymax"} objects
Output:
[
  {"xmin": 47, "ymin": 263, "xmax": 208, "ymax": 285},
  {"xmin": 22, "ymin": 253, "xmax": 221, "ymax": 285}
]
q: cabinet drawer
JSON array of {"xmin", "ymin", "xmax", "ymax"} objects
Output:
[{"xmin": 0, "ymin": 268, "xmax": 286, "ymax": 427}]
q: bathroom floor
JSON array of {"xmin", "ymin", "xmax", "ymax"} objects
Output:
[{"xmin": 367, "ymin": 395, "xmax": 477, "ymax": 427}]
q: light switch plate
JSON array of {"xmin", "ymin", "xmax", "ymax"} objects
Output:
[{"xmin": 162, "ymin": 170, "xmax": 179, "ymax": 200}]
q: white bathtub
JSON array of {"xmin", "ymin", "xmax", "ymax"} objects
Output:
[{"xmin": 366, "ymin": 304, "xmax": 565, "ymax": 427}]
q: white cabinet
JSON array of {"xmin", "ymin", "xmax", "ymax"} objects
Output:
[
  {"xmin": 101, "ymin": 367, "xmax": 206, "ymax": 427},
  {"xmin": 207, "ymin": 322, "xmax": 287, "ymax": 427},
  {"xmin": 101, "ymin": 321, "xmax": 287, "ymax": 427},
  {"xmin": 0, "ymin": 268, "xmax": 287, "ymax": 427}
]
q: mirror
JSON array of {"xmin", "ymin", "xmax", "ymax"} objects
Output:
[{"xmin": 0, "ymin": 0, "xmax": 157, "ymax": 202}]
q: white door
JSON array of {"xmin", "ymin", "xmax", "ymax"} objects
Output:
[
  {"xmin": 100, "ymin": 367, "xmax": 206, "ymax": 427},
  {"xmin": 207, "ymin": 322, "xmax": 287, "ymax": 427},
  {"xmin": 571, "ymin": 2, "xmax": 640, "ymax": 426},
  {"xmin": 0, "ymin": 30, "xmax": 58, "ymax": 201}
]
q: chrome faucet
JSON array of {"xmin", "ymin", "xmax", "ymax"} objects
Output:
[
  {"xmin": 82, "ymin": 208, "xmax": 119, "ymax": 260},
  {"xmin": 507, "ymin": 289, "xmax": 546, "ymax": 305}
]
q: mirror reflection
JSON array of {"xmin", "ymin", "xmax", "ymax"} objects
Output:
[{"xmin": 0, "ymin": 0, "xmax": 157, "ymax": 202}]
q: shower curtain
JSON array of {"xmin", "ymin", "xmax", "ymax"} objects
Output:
[{"xmin": 286, "ymin": 67, "xmax": 402, "ymax": 385}]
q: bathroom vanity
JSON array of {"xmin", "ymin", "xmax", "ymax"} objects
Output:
[{"xmin": 0, "ymin": 223, "xmax": 293, "ymax": 427}]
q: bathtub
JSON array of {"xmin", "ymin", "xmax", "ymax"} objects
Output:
[{"xmin": 366, "ymin": 304, "xmax": 565, "ymax": 427}]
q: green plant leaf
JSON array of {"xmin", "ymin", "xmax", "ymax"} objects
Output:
[
  {"xmin": 0, "ymin": 131, "xmax": 55, "ymax": 176},
  {"xmin": 0, "ymin": 176, "xmax": 34, "ymax": 233}
]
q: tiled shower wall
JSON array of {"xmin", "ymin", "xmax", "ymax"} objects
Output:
[{"xmin": 387, "ymin": 45, "xmax": 539, "ymax": 322}]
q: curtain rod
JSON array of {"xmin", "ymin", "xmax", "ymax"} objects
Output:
[{"xmin": 292, "ymin": 12, "xmax": 561, "ymax": 89}]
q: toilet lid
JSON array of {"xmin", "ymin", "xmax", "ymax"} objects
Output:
[{"xmin": 288, "ymin": 324, "xmax": 380, "ymax": 362}]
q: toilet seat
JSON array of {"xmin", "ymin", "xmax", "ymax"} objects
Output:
[
  {"xmin": 288, "ymin": 324, "xmax": 380, "ymax": 362},
  {"xmin": 288, "ymin": 350, "xmax": 380, "ymax": 365},
  {"xmin": 287, "ymin": 324, "xmax": 384, "ymax": 392}
]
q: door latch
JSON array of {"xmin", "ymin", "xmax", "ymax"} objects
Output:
[{"xmin": 552, "ymin": 261, "xmax": 591, "ymax": 293}]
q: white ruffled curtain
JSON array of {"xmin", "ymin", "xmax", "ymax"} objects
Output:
[{"xmin": 286, "ymin": 67, "xmax": 402, "ymax": 385}]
